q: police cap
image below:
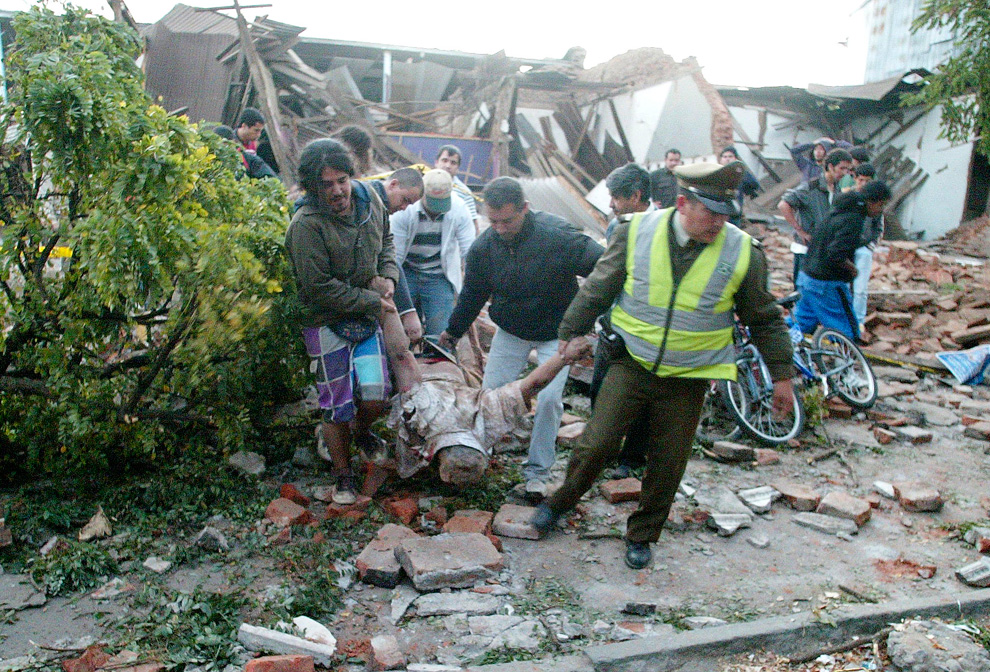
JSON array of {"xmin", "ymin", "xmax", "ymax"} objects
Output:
[{"xmin": 673, "ymin": 161, "xmax": 744, "ymax": 216}]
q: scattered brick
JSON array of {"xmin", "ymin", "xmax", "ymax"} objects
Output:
[
  {"xmin": 817, "ymin": 491, "xmax": 871, "ymax": 527},
  {"xmin": 771, "ymin": 482, "xmax": 821, "ymax": 512},
  {"xmin": 62, "ymin": 646, "xmax": 110, "ymax": 672},
  {"xmin": 383, "ymin": 497, "xmax": 419, "ymax": 525},
  {"xmin": 600, "ymin": 477, "xmax": 642, "ymax": 503},
  {"xmin": 892, "ymin": 426, "xmax": 933, "ymax": 444},
  {"xmin": 492, "ymin": 504, "xmax": 540, "ymax": 540},
  {"xmin": 892, "ymin": 481, "xmax": 944, "ymax": 512},
  {"xmin": 964, "ymin": 527, "xmax": 990, "ymax": 554},
  {"xmin": 443, "ymin": 510, "xmax": 494, "ymax": 536},
  {"xmin": 244, "ymin": 655, "xmax": 315, "ymax": 672},
  {"xmin": 873, "ymin": 427, "xmax": 897, "ymax": 444},
  {"xmin": 323, "ymin": 495, "xmax": 372, "ymax": 520},
  {"xmin": 754, "ymin": 449, "xmax": 780, "ymax": 466},
  {"xmin": 486, "ymin": 533, "xmax": 504, "ymax": 552},
  {"xmin": 265, "ymin": 499, "xmax": 314, "ymax": 527},
  {"xmin": 826, "ymin": 400, "xmax": 853, "ymax": 419},
  {"xmin": 964, "ymin": 421, "xmax": 990, "ymax": 441},
  {"xmin": 708, "ymin": 441, "xmax": 756, "ymax": 462},
  {"xmin": 556, "ymin": 422, "xmax": 586, "ymax": 442},
  {"xmin": 394, "ymin": 533, "xmax": 503, "ymax": 591},
  {"xmin": 279, "ymin": 484, "xmax": 310, "ymax": 507},
  {"xmin": 961, "ymin": 415, "xmax": 983, "ymax": 426},
  {"xmin": 424, "ymin": 507, "xmax": 448, "ymax": 526}
]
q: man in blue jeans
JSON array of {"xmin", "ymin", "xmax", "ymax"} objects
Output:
[
  {"xmin": 439, "ymin": 177, "xmax": 604, "ymax": 499},
  {"xmin": 794, "ymin": 180, "xmax": 891, "ymax": 341},
  {"xmin": 392, "ymin": 169, "xmax": 475, "ymax": 337}
]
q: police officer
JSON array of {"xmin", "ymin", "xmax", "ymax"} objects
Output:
[{"xmin": 531, "ymin": 161, "xmax": 794, "ymax": 570}]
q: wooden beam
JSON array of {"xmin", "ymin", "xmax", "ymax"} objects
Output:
[
  {"xmin": 729, "ymin": 112, "xmax": 782, "ymax": 182},
  {"xmin": 607, "ymin": 98, "xmax": 635, "ymax": 163}
]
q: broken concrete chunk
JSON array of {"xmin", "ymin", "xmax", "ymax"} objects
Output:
[
  {"xmin": 771, "ymin": 482, "xmax": 821, "ymax": 511},
  {"xmin": 892, "ymin": 481, "xmax": 944, "ymax": 512},
  {"xmin": 78, "ymin": 506, "xmax": 112, "ymax": 542},
  {"xmin": 370, "ymin": 635, "xmax": 405, "ymax": 671},
  {"xmin": 707, "ymin": 513, "xmax": 752, "ymax": 537},
  {"xmin": 414, "ymin": 591, "xmax": 501, "ymax": 616},
  {"xmin": 793, "ymin": 512, "xmax": 859, "ymax": 536},
  {"xmin": 892, "ymin": 426, "xmax": 933, "ymax": 444},
  {"xmin": 746, "ymin": 533, "xmax": 770, "ymax": 549},
  {"xmin": 816, "ymin": 491, "xmax": 871, "ymax": 527},
  {"xmin": 0, "ymin": 574, "xmax": 47, "ymax": 610},
  {"xmin": 228, "ymin": 450, "xmax": 265, "ymax": 476},
  {"xmin": 490, "ymin": 619, "xmax": 545, "ymax": 651},
  {"xmin": 873, "ymin": 481, "xmax": 896, "ymax": 499},
  {"xmin": 708, "ymin": 441, "xmax": 756, "ymax": 463},
  {"xmin": 192, "ymin": 526, "xmax": 229, "ymax": 552},
  {"xmin": 142, "ymin": 556, "xmax": 172, "ymax": 573},
  {"xmin": 600, "ymin": 477, "xmax": 642, "ymax": 503},
  {"xmin": 754, "ymin": 449, "xmax": 780, "ymax": 466},
  {"xmin": 90, "ymin": 577, "xmax": 136, "ymax": 601},
  {"xmin": 693, "ymin": 486, "xmax": 752, "ymax": 518},
  {"xmin": 956, "ymin": 558, "xmax": 990, "ymax": 587},
  {"xmin": 737, "ymin": 486, "xmax": 780, "ymax": 514},
  {"xmin": 556, "ymin": 422, "xmax": 586, "ymax": 442},
  {"xmin": 40, "ymin": 535, "xmax": 68, "ymax": 556},
  {"xmin": 395, "ymin": 533, "xmax": 503, "ymax": 591},
  {"xmin": 963, "ymin": 527, "xmax": 990, "ymax": 554},
  {"xmin": 963, "ymin": 421, "xmax": 990, "ymax": 441},
  {"xmin": 621, "ymin": 602, "xmax": 656, "ymax": 616},
  {"xmin": 467, "ymin": 614, "xmax": 524, "ymax": 637},
  {"xmin": 355, "ymin": 524, "xmax": 419, "ymax": 588},
  {"xmin": 389, "ymin": 582, "xmax": 419, "ymax": 625},
  {"xmin": 887, "ymin": 620, "xmax": 990, "ymax": 672},
  {"xmin": 492, "ymin": 504, "xmax": 540, "ymax": 540},
  {"xmin": 237, "ymin": 624, "xmax": 335, "ymax": 666},
  {"xmin": 873, "ymin": 427, "xmax": 897, "ymax": 444},
  {"xmin": 291, "ymin": 616, "xmax": 337, "ymax": 648}
]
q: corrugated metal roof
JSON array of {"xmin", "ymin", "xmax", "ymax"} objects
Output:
[
  {"xmin": 156, "ymin": 3, "xmax": 238, "ymax": 36},
  {"xmin": 808, "ymin": 69, "xmax": 930, "ymax": 102}
]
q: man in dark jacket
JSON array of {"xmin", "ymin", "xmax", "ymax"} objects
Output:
[
  {"xmin": 649, "ymin": 149, "xmax": 682, "ymax": 209},
  {"xmin": 794, "ymin": 180, "xmax": 891, "ymax": 341},
  {"xmin": 439, "ymin": 177, "xmax": 604, "ymax": 498}
]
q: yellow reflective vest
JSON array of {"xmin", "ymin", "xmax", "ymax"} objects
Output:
[{"xmin": 609, "ymin": 208, "xmax": 752, "ymax": 380}]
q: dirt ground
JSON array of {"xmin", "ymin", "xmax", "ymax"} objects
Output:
[{"xmin": 2, "ymin": 364, "xmax": 988, "ymax": 670}]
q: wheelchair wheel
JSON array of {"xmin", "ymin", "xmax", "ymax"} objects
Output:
[
  {"xmin": 721, "ymin": 349, "xmax": 806, "ymax": 446},
  {"xmin": 695, "ymin": 382, "xmax": 742, "ymax": 445},
  {"xmin": 813, "ymin": 328, "xmax": 878, "ymax": 409}
]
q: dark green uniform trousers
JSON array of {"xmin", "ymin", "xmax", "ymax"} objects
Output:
[{"xmin": 547, "ymin": 355, "xmax": 708, "ymax": 543}]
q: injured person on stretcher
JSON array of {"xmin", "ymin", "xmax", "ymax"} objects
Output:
[{"xmin": 384, "ymin": 330, "xmax": 587, "ymax": 488}]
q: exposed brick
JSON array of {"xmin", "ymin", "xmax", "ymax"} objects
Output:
[
  {"xmin": 265, "ymin": 499, "xmax": 315, "ymax": 527},
  {"xmin": 892, "ymin": 481, "xmax": 944, "ymax": 512},
  {"xmin": 771, "ymin": 481, "xmax": 821, "ymax": 512},
  {"xmin": 817, "ymin": 491, "xmax": 871, "ymax": 527},
  {"xmin": 62, "ymin": 647, "xmax": 110, "ymax": 672},
  {"xmin": 323, "ymin": 495, "xmax": 372, "ymax": 520},
  {"xmin": 443, "ymin": 510, "xmax": 494, "ymax": 536},
  {"xmin": 600, "ymin": 477, "xmax": 642, "ymax": 503},
  {"xmin": 754, "ymin": 449, "xmax": 780, "ymax": 466},
  {"xmin": 383, "ymin": 497, "xmax": 419, "ymax": 525},
  {"xmin": 865, "ymin": 493, "xmax": 882, "ymax": 509},
  {"xmin": 873, "ymin": 427, "xmax": 897, "ymax": 444},
  {"xmin": 892, "ymin": 426, "xmax": 934, "ymax": 444},
  {"xmin": 826, "ymin": 400, "xmax": 853, "ymax": 419},
  {"xmin": 486, "ymin": 533, "xmax": 504, "ymax": 552},
  {"xmin": 279, "ymin": 484, "xmax": 310, "ymax": 507},
  {"xmin": 244, "ymin": 656, "xmax": 315, "ymax": 672},
  {"xmin": 961, "ymin": 415, "xmax": 983, "ymax": 426}
]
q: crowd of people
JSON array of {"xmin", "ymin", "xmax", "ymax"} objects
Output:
[{"xmin": 219, "ymin": 109, "xmax": 889, "ymax": 571}]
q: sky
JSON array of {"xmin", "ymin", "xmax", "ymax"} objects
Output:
[{"xmin": 7, "ymin": 0, "xmax": 873, "ymax": 89}]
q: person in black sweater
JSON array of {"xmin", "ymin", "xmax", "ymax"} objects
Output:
[
  {"xmin": 439, "ymin": 177, "xmax": 603, "ymax": 498},
  {"xmin": 794, "ymin": 180, "xmax": 891, "ymax": 341}
]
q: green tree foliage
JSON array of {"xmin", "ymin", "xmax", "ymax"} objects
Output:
[
  {"xmin": 904, "ymin": 1, "xmax": 990, "ymax": 156},
  {"xmin": 0, "ymin": 6, "xmax": 304, "ymax": 478}
]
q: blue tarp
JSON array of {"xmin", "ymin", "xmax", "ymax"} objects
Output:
[{"xmin": 936, "ymin": 344, "xmax": 990, "ymax": 385}]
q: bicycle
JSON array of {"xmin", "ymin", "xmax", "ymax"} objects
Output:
[{"xmin": 712, "ymin": 292, "xmax": 878, "ymax": 446}]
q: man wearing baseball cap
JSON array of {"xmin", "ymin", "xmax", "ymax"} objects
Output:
[
  {"xmin": 532, "ymin": 161, "xmax": 794, "ymax": 570},
  {"xmin": 391, "ymin": 168, "xmax": 476, "ymax": 337}
]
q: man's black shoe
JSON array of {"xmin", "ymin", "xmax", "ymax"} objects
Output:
[
  {"xmin": 608, "ymin": 464, "xmax": 633, "ymax": 480},
  {"xmin": 625, "ymin": 541, "xmax": 652, "ymax": 569},
  {"xmin": 530, "ymin": 502, "xmax": 560, "ymax": 536}
]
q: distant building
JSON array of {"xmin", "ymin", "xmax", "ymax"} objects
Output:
[{"xmin": 864, "ymin": 0, "xmax": 958, "ymax": 83}]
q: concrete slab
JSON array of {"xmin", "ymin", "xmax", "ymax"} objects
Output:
[{"xmin": 583, "ymin": 589, "xmax": 990, "ymax": 672}]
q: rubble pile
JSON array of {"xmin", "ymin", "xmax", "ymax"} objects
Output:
[{"xmin": 746, "ymin": 222, "xmax": 990, "ymax": 359}]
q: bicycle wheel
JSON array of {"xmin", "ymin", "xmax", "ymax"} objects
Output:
[
  {"xmin": 813, "ymin": 328, "xmax": 878, "ymax": 409},
  {"xmin": 721, "ymin": 350, "xmax": 806, "ymax": 446},
  {"xmin": 695, "ymin": 382, "xmax": 742, "ymax": 445}
]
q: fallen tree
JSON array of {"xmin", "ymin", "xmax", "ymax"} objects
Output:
[{"xmin": 0, "ymin": 6, "xmax": 304, "ymax": 480}]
